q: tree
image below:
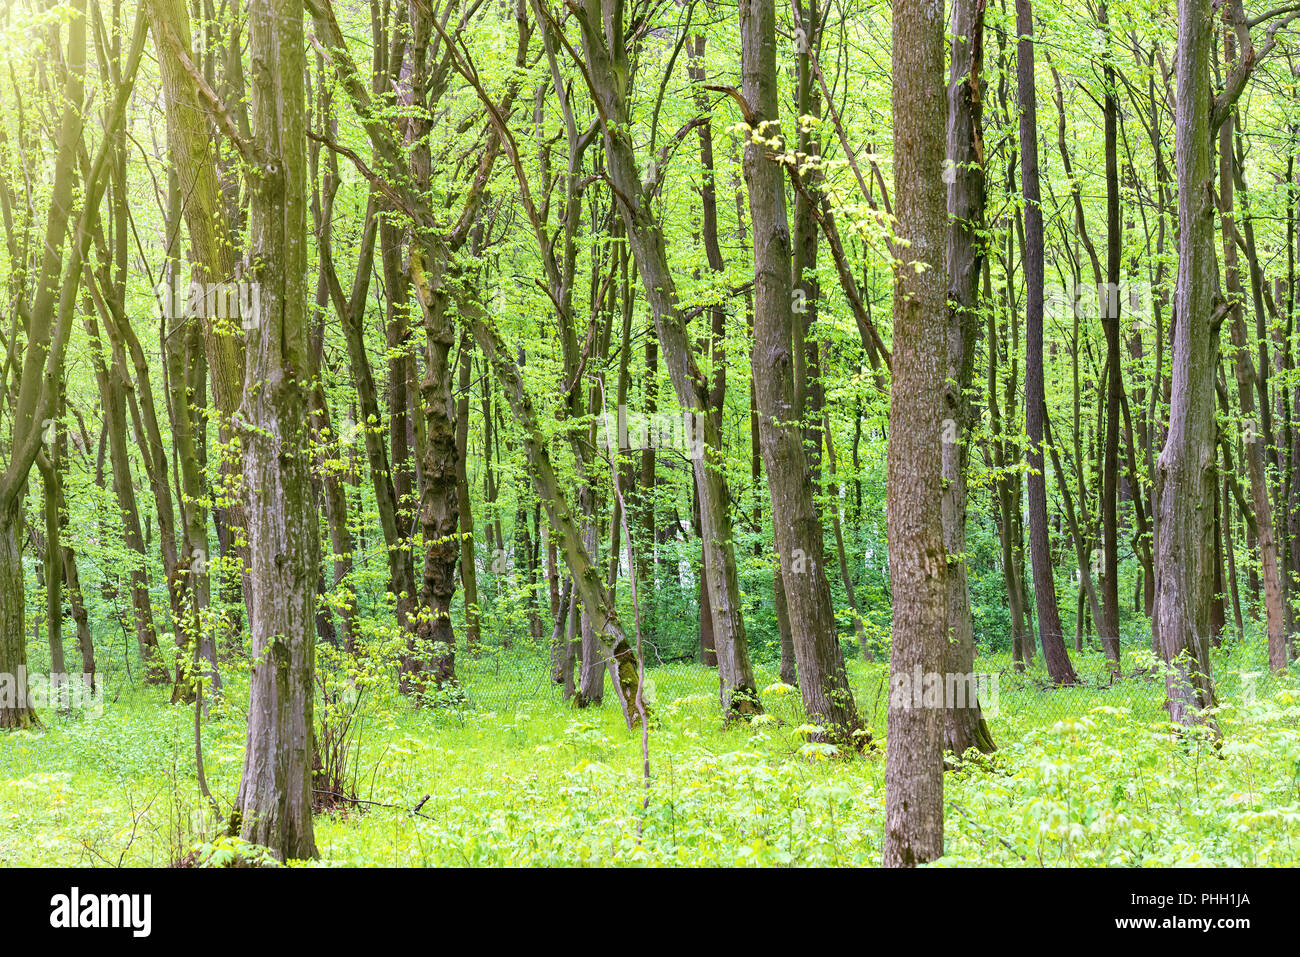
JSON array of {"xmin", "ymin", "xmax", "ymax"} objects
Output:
[
  {"xmin": 1098, "ymin": 0, "xmax": 1124, "ymax": 667},
  {"xmin": 883, "ymin": 0, "xmax": 949, "ymax": 866},
  {"xmin": 1218, "ymin": 35, "xmax": 1287, "ymax": 674},
  {"xmin": 1015, "ymin": 0, "xmax": 1078, "ymax": 685},
  {"xmin": 560, "ymin": 0, "xmax": 762, "ymax": 716},
  {"xmin": 0, "ymin": 1, "xmax": 143, "ymax": 729},
  {"xmin": 942, "ymin": 0, "xmax": 996, "ymax": 755},
  {"xmin": 1155, "ymin": 0, "xmax": 1225, "ymax": 726},
  {"xmin": 739, "ymin": 0, "xmax": 862, "ymax": 744},
  {"xmin": 234, "ymin": 0, "xmax": 319, "ymax": 859}
]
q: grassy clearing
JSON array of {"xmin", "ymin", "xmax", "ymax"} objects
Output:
[{"xmin": 2, "ymin": 636, "xmax": 1298, "ymax": 867}]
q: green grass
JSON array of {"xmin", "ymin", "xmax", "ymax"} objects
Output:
[{"xmin": 1, "ymin": 636, "xmax": 1298, "ymax": 866}]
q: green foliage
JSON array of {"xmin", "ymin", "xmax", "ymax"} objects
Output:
[{"xmin": 3, "ymin": 638, "xmax": 1297, "ymax": 866}]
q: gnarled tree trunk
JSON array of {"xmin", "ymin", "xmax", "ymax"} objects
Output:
[{"xmin": 235, "ymin": 0, "xmax": 318, "ymax": 861}]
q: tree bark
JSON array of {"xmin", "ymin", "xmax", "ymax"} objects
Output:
[
  {"xmin": 235, "ymin": 0, "xmax": 318, "ymax": 860},
  {"xmin": 1155, "ymin": 0, "xmax": 1220, "ymax": 726},
  {"xmin": 740, "ymin": 0, "xmax": 859, "ymax": 740},
  {"xmin": 456, "ymin": 331, "xmax": 482, "ymax": 649},
  {"xmin": 825, "ymin": 419, "xmax": 869, "ymax": 655},
  {"xmin": 1099, "ymin": 1, "xmax": 1124, "ymax": 665},
  {"xmin": 943, "ymin": 0, "xmax": 996, "ymax": 755},
  {"xmin": 0, "ymin": 501, "xmax": 35, "ymax": 729},
  {"xmin": 1016, "ymin": 0, "xmax": 1078, "ymax": 685},
  {"xmin": 406, "ymin": 252, "xmax": 463, "ymax": 691},
  {"xmin": 884, "ymin": 0, "xmax": 948, "ymax": 866}
]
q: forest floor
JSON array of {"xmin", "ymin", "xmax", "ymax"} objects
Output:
[{"xmin": 2, "ymin": 636, "xmax": 1298, "ymax": 866}]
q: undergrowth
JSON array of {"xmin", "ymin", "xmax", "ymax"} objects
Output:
[{"xmin": 1, "ymin": 635, "xmax": 1296, "ymax": 867}]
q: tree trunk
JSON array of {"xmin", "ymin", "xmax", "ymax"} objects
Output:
[
  {"xmin": 549, "ymin": 576, "xmax": 575, "ymax": 684},
  {"xmin": 42, "ymin": 465, "xmax": 66, "ymax": 694},
  {"xmin": 793, "ymin": 0, "xmax": 824, "ymax": 489},
  {"xmin": 1222, "ymin": 462, "xmax": 1245, "ymax": 640},
  {"xmin": 825, "ymin": 419, "xmax": 869, "ymax": 657},
  {"xmin": 1098, "ymin": 1, "xmax": 1124, "ymax": 665},
  {"xmin": 1016, "ymin": 0, "xmax": 1078, "ymax": 685},
  {"xmin": 406, "ymin": 254, "xmax": 464, "ymax": 691},
  {"xmin": 164, "ymin": 257, "xmax": 219, "ymax": 702},
  {"xmin": 456, "ymin": 331, "xmax": 482, "ymax": 649},
  {"xmin": 0, "ymin": 501, "xmax": 36, "ymax": 729},
  {"xmin": 943, "ymin": 0, "xmax": 996, "ymax": 755},
  {"xmin": 235, "ymin": 0, "xmax": 318, "ymax": 861},
  {"xmin": 987, "ymin": 268, "xmax": 1033, "ymax": 670},
  {"xmin": 1218, "ymin": 89, "xmax": 1288, "ymax": 672},
  {"xmin": 692, "ymin": 485, "xmax": 719, "ymax": 668},
  {"xmin": 688, "ymin": 35, "xmax": 729, "ymax": 675},
  {"xmin": 571, "ymin": 0, "xmax": 759, "ymax": 716},
  {"xmin": 1155, "ymin": 0, "xmax": 1220, "ymax": 726},
  {"xmin": 306, "ymin": 116, "xmax": 358, "ymax": 657},
  {"xmin": 324, "ymin": 199, "xmax": 418, "ymax": 637},
  {"xmin": 40, "ymin": 441, "xmax": 96, "ymax": 689},
  {"xmin": 148, "ymin": 0, "xmax": 249, "ymax": 639},
  {"xmin": 637, "ymin": 336, "xmax": 657, "ymax": 634},
  {"xmin": 884, "ymin": 0, "xmax": 948, "ymax": 866},
  {"xmin": 740, "ymin": 0, "xmax": 856, "ymax": 739}
]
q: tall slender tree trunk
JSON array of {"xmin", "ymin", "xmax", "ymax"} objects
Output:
[
  {"xmin": 39, "ymin": 442, "xmax": 95, "ymax": 689},
  {"xmin": 406, "ymin": 253, "xmax": 464, "ymax": 691},
  {"xmin": 41, "ymin": 459, "xmax": 66, "ymax": 695},
  {"xmin": 326, "ymin": 202, "xmax": 418, "ymax": 638},
  {"xmin": 637, "ymin": 336, "xmax": 657, "ymax": 635},
  {"xmin": 1016, "ymin": 0, "xmax": 1078, "ymax": 685},
  {"xmin": 380, "ymin": 219, "xmax": 416, "ymax": 535},
  {"xmin": 1212, "ymin": 484, "xmax": 1227, "ymax": 642},
  {"xmin": 884, "ymin": 0, "xmax": 948, "ymax": 866},
  {"xmin": 577, "ymin": 500, "xmax": 607, "ymax": 706},
  {"xmin": 1218, "ymin": 84, "xmax": 1287, "ymax": 672},
  {"xmin": 689, "ymin": 32, "xmax": 728, "ymax": 675},
  {"xmin": 148, "ymin": 0, "xmax": 249, "ymax": 644},
  {"xmin": 571, "ymin": 0, "xmax": 760, "ymax": 716},
  {"xmin": 307, "ymin": 112, "xmax": 357, "ymax": 657},
  {"xmin": 1155, "ymin": 0, "xmax": 1220, "ymax": 726},
  {"xmin": 825, "ymin": 419, "xmax": 869, "ymax": 655},
  {"xmin": 736, "ymin": 164, "xmax": 795, "ymax": 683},
  {"xmin": 1290, "ymin": 148, "xmax": 1300, "ymax": 656},
  {"xmin": 1098, "ymin": 0, "xmax": 1124, "ymax": 666},
  {"xmin": 988, "ymin": 267, "xmax": 1033, "ymax": 670},
  {"xmin": 692, "ymin": 485, "xmax": 719, "ymax": 668},
  {"xmin": 943, "ymin": 0, "xmax": 995, "ymax": 755},
  {"xmin": 1223, "ymin": 458, "xmax": 1245, "ymax": 640},
  {"xmin": 741, "ymin": 0, "xmax": 859, "ymax": 740},
  {"xmin": 793, "ymin": 0, "xmax": 824, "ymax": 489},
  {"xmin": 456, "ymin": 331, "xmax": 482, "ymax": 649},
  {"xmin": 164, "ymin": 255, "xmax": 219, "ymax": 700}
]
